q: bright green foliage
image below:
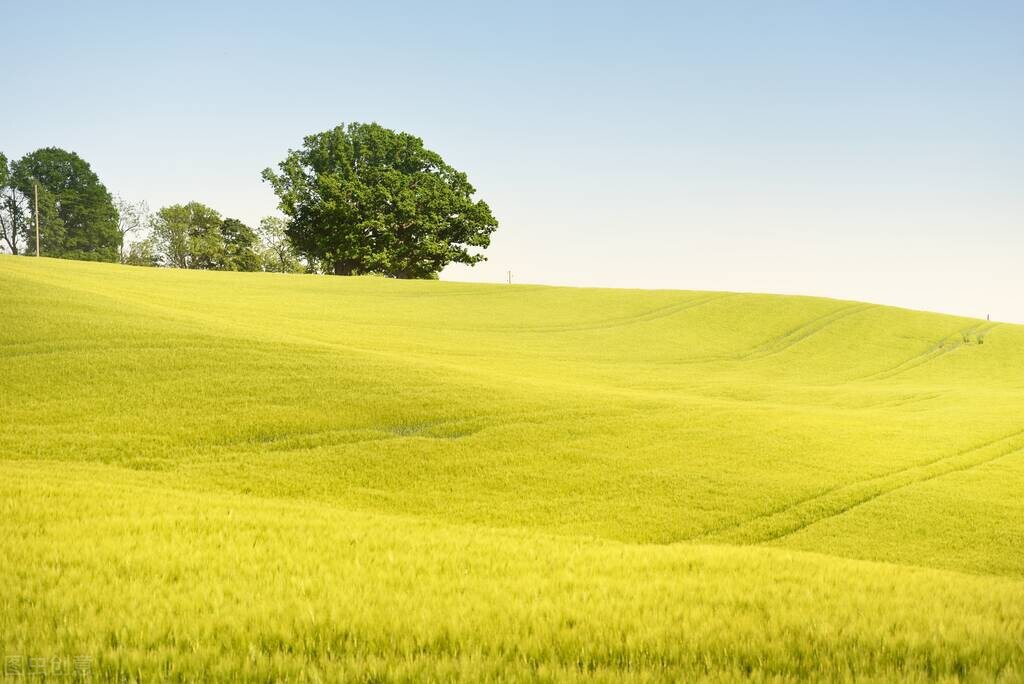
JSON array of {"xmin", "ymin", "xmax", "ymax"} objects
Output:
[
  {"xmin": 1, "ymin": 257, "xmax": 1023, "ymax": 680},
  {"xmin": 149, "ymin": 201, "xmax": 225, "ymax": 269},
  {"xmin": 9, "ymin": 148, "xmax": 119, "ymax": 261},
  {"xmin": 149, "ymin": 204, "xmax": 265, "ymax": 272},
  {"xmin": 219, "ymin": 217, "xmax": 262, "ymax": 272},
  {"xmin": 262, "ymin": 122, "xmax": 498, "ymax": 278}
]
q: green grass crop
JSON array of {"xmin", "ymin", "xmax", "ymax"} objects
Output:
[{"xmin": 1, "ymin": 256, "xmax": 1023, "ymax": 681}]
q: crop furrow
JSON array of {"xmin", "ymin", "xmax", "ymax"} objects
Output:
[
  {"xmin": 519, "ymin": 293, "xmax": 732, "ymax": 333},
  {"xmin": 740, "ymin": 304, "xmax": 875, "ymax": 360},
  {"xmin": 859, "ymin": 322, "xmax": 1000, "ymax": 382},
  {"xmin": 698, "ymin": 428, "xmax": 1024, "ymax": 545}
]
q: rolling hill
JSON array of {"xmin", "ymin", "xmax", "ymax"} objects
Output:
[{"xmin": 2, "ymin": 256, "xmax": 1022, "ymax": 681}]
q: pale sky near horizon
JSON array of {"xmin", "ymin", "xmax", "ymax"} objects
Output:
[{"xmin": 4, "ymin": 1, "xmax": 1022, "ymax": 321}]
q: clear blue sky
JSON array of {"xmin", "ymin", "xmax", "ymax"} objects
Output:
[{"xmin": 4, "ymin": 1, "xmax": 1022, "ymax": 321}]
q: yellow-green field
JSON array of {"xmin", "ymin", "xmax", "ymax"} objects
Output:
[{"xmin": 2, "ymin": 256, "xmax": 1023, "ymax": 681}]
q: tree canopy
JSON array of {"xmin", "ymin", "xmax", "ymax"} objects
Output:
[
  {"xmin": 150, "ymin": 202, "xmax": 226, "ymax": 269},
  {"xmin": 262, "ymin": 122, "xmax": 498, "ymax": 278},
  {"xmin": 148, "ymin": 202, "xmax": 266, "ymax": 272},
  {"xmin": 10, "ymin": 148, "xmax": 120, "ymax": 261},
  {"xmin": 219, "ymin": 218, "xmax": 262, "ymax": 272}
]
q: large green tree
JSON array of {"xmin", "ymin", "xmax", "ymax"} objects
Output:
[
  {"xmin": 219, "ymin": 218, "xmax": 262, "ymax": 272},
  {"xmin": 10, "ymin": 148, "xmax": 119, "ymax": 261},
  {"xmin": 149, "ymin": 202, "xmax": 225, "ymax": 269},
  {"xmin": 262, "ymin": 122, "xmax": 498, "ymax": 278}
]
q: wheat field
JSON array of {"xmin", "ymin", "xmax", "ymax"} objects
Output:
[{"xmin": 1, "ymin": 256, "xmax": 1022, "ymax": 681}]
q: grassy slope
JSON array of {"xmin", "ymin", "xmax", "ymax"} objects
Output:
[{"xmin": 2, "ymin": 256, "xmax": 1023, "ymax": 680}]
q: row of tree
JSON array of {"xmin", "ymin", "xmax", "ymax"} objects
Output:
[
  {"xmin": 3, "ymin": 123, "xmax": 499, "ymax": 278},
  {"xmin": 121, "ymin": 202, "xmax": 303, "ymax": 273},
  {"xmin": 0, "ymin": 148, "xmax": 304, "ymax": 273}
]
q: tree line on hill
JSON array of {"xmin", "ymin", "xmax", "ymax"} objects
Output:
[
  {"xmin": 1, "ymin": 122, "xmax": 498, "ymax": 278},
  {"xmin": 0, "ymin": 148, "xmax": 304, "ymax": 273}
]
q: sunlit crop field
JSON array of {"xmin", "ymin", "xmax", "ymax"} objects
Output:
[{"xmin": 2, "ymin": 256, "xmax": 1023, "ymax": 681}]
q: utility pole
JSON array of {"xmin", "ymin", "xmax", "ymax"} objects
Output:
[
  {"xmin": 34, "ymin": 183, "xmax": 40, "ymax": 257},
  {"xmin": 507, "ymin": 270, "xmax": 512, "ymax": 285}
]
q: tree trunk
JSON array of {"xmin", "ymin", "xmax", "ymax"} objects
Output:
[{"xmin": 333, "ymin": 260, "xmax": 356, "ymax": 276}]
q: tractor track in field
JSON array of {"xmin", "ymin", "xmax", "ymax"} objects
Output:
[
  {"xmin": 764, "ymin": 438, "xmax": 1024, "ymax": 544},
  {"xmin": 515, "ymin": 293, "xmax": 734, "ymax": 333},
  {"xmin": 858, "ymin": 391, "xmax": 942, "ymax": 410},
  {"xmin": 738, "ymin": 303, "xmax": 876, "ymax": 361},
  {"xmin": 855, "ymin": 322, "xmax": 1000, "ymax": 382},
  {"xmin": 694, "ymin": 427, "xmax": 1024, "ymax": 546},
  {"xmin": 211, "ymin": 405, "xmax": 624, "ymax": 453}
]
